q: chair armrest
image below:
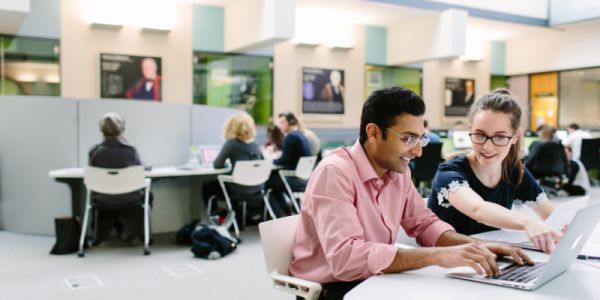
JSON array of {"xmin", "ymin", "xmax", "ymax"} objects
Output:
[
  {"xmin": 218, "ymin": 175, "xmax": 234, "ymax": 183},
  {"xmin": 270, "ymin": 272, "xmax": 322, "ymax": 300},
  {"xmin": 279, "ymin": 170, "xmax": 295, "ymax": 177}
]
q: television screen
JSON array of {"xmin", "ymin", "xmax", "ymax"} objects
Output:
[
  {"xmin": 444, "ymin": 78, "xmax": 475, "ymax": 116},
  {"xmin": 100, "ymin": 53, "xmax": 162, "ymax": 101},
  {"xmin": 302, "ymin": 67, "xmax": 345, "ymax": 114}
]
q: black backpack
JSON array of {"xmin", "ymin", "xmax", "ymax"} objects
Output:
[{"xmin": 190, "ymin": 224, "xmax": 237, "ymax": 259}]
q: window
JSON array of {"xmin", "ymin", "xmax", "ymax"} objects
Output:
[
  {"xmin": 0, "ymin": 35, "xmax": 60, "ymax": 96},
  {"xmin": 365, "ymin": 65, "xmax": 422, "ymax": 98},
  {"xmin": 559, "ymin": 68, "xmax": 600, "ymax": 129},
  {"xmin": 193, "ymin": 52, "xmax": 273, "ymax": 125}
]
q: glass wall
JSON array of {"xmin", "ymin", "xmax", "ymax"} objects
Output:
[
  {"xmin": 0, "ymin": 35, "xmax": 60, "ymax": 96},
  {"xmin": 559, "ymin": 67, "xmax": 600, "ymax": 129},
  {"xmin": 193, "ymin": 52, "xmax": 273, "ymax": 125},
  {"xmin": 365, "ymin": 65, "xmax": 422, "ymax": 98},
  {"xmin": 490, "ymin": 75, "xmax": 508, "ymax": 90}
]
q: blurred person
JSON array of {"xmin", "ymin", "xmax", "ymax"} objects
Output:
[
  {"xmin": 424, "ymin": 119, "xmax": 441, "ymax": 144},
  {"xmin": 89, "ymin": 112, "xmax": 149, "ymax": 246},
  {"xmin": 262, "ymin": 124, "xmax": 284, "ymax": 161},
  {"xmin": 565, "ymin": 123, "xmax": 591, "ymax": 161}
]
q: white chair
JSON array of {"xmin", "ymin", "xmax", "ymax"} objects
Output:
[
  {"xmin": 258, "ymin": 215, "xmax": 322, "ymax": 300},
  {"xmin": 216, "ymin": 160, "xmax": 275, "ymax": 238},
  {"xmin": 279, "ymin": 156, "xmax": 317, "ymax": 214},
  {"xmin": 79, "ymin": 165, "xmax": 152, "ymax": 257}
]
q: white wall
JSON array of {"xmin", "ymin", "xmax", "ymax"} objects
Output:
[
  {"xmin": 427, "ymin": 0, "xmax": 548, "ymax": 19},
  {"xmin": 422, "ymin": 42, "xmax": 491, "ymax": 128},
  {"xmin": 505, "ymin": 22, "xmax": 600, "ymax": 75},
  {"xmin": 550, "ymin": 0, "xmax": 600, "ymax": 26},
  {"xmin": 273, "ymin": 26, "xmax": 366, "ymax": 129},
  {"xmin": 60, "ymin": 0, "xmax": 193, "ymax": 104},
  {"xmin": 224, "ymin": 0, "xmax": 294, "ymax": 52}
]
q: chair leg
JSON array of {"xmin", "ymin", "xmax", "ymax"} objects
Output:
[
  {"xmin": 263, "ymin": 189, "xmax": 277, "ymax": 220},
  {"xmin": 78, "ymin": 193, "xmax": 92, "ymax": 257},
  {"xmin": 143, "ymin": 185, "xmax": 151, "ymax": 256}
]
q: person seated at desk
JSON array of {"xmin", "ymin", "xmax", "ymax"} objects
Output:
[
  {"xmin": 261, "ymin": 123, "xmax": 283, "ymax": 161},
  {"xmin": 428, "ymin": 89, "xmax": 561, "ymax": 254},
  {"xmin": 89, "ymin": 112, "xmax": 148, "ymax": 246},
  {"xmin": 290, "ymin": 87, "xmax": 532, "ymax": 300},
  {"xmin": 565, "ymin": 123, "xmax": 591, "ymax": 161},
  {"xmin": 202, "ymin": 113, "xmax": 264, "ymax": 213}
]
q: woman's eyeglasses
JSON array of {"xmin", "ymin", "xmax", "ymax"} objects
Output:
[
  {"xmin": 386, "ymin": 128, "xmax": 430, "ymax": 147},
  {"xmin": 468, "ymin": 133, "xmax": 514, "ymax": 146}
]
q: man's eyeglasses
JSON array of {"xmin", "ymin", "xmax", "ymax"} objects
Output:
[
  {"xmin": 386, "ymin": 128, "xmax": 430, "ymax": 147},
  {"xmin": 468, "ymin": 133, "xmax": 514, "ymax": 146}
]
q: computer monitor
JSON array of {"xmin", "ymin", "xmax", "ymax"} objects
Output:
[
  {"xmin": 198, "ymin": 145, "xmax": 222, "ymax": 166},
  {"xmin": 452, "ymin": 130, "xmax": 472, "ymax": 149},
  {"xmin": 555, "ymin": 129, "xmax": 568, "ymax": 144}
]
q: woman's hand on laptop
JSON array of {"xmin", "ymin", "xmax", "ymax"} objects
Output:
[
  {"xmin": 482, "ymin": 243, "xmax": 534, "ymax": 266},
  {"xmin": 524, "ymin": 218, "xmax": 563, "ymax": 254}
]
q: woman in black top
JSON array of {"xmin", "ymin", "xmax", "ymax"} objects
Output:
[{"xmin": 428, "ymin": 89, "xmax": 560, "ymax": 253}]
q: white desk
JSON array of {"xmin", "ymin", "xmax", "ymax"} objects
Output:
[
  {"xmin": 49, "ymin": 166, "xmax": 229, "ymax": 179},
  {"xmin": 48, "ymin": 166, "xmax": 229, "ymax": 217},
  {"xmin": 347, "ymin": 228, "xmax": 600, "ymax": 300}
]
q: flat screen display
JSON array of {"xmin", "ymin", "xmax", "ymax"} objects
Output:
[
  {"xmin": 302, "ymin": 67, "xmax": 345, "ymax": 114},
  {"xmin": 100, "ymin": 53, "xmax": 162, "ymax": 101}
]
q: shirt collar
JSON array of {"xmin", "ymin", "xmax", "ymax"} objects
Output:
[{"xmin": 349, "ymin": 139, "xmax": 397, "ymax": 183}]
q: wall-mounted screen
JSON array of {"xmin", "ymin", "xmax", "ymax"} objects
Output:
[
  {"xmin": 444, "ymin": 77, "xmax": 475, "ymax": 116},
  {"xmin": 101, "ymin": 53, "xmax": 162, "ymax": 101},
  {"xmin": 302, "ymin": 67, "xmax": 344, "ymax": 114}
]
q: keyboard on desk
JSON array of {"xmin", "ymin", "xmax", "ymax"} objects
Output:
[{"xmin": 494, "ymin": 262, "xmax": 546, "ymax": 283}]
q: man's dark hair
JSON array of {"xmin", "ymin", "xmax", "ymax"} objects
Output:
[
  {"xmin": 278, "ymin": 112, "xmax": 298, "ymax": 126},
  {"xmin": 359, "ymin": 87, "xmax": 425, "ymax": 144},
  {"xmin": 568, "ymin": 123, "xmax": 580, "ymax": 130}
]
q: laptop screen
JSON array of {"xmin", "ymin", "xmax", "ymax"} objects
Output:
[
  {"xmin": 452, "ymin": 130, "xmax": 472, "ymax": 149},
  {"xmin": 198, "ymin": 145, "xmax": 222, "ymax": 165}
]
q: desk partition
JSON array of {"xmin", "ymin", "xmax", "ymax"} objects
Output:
[{"xmin": 0, "ymin": 96, "xmax": 239, "ymax": 235}]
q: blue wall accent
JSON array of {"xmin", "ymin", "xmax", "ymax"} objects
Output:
[
  {"xmin": 490, "ymin": 41, "xmax": 506, "ymax": 75},
  {"xmin": 193, "ymin": 5, "xmax": 224, "ymax": 52},
  {"xmin": 365, "ymin": 26, "xmax": 387, "ymax": 65},
  {"xmin": 17, "ymin": 0, "xmax": 61, "ymax": 39}
]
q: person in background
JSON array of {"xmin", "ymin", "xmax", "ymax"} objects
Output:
[
  {"xmin": 428, "ymin": 89, "xmax": 561, "ymax": 254},
  {"xmin": 202, "ymin": 113, "xmax": 264, "ymax": 224},
  {"xmin": 424, "ymin": 119, "xmax": 441, "ymax": 144},
  {"xmin": 525, "ymin": 124, "xmax": 569, "ymax": 180},
  {"xmin": 297, "ymin": 119, "xmax": 322, "ymax": 162},
  {"xmin": 125, "ymin": 57, "xmax": 161, "ymax": 101},
  {"xmin": 290, "ymin": 87, "xmax": 531, "ymax": 300},
  {"xmin": 268, "ymin": 112, "xmax": 311, "ymax": 216},
  {"xmin": 262, "ymin": 124, "xmax": 283, "ymax": 161},
  {"xmin": 565, "ymin": 123, "xmax": 591, "ymax": 161},
  {"xmin": 562, "ymin": 145, "xmax": 590, "ymax": 196},
  {"xmin": 89, "ymin": 112, "xmax": 148, "ymax": 246}
]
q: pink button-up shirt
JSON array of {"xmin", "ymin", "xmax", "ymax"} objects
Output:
[{"xmin": 289, "ymin": 140, "xmax": 454, "ymax": 283}]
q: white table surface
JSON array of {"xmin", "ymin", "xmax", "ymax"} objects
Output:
[{"xmin": 48, "ymin": 166, "xmax": 230, "ymax": 179}]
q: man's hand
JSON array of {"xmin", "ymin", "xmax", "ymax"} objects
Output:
[
  {"xmin": 481, "ymin": 242, "xmax": 534, "ymax": 266},
  {"xmin": 433, "ymin": 242, "xmax": 499, "ymax": 277}
]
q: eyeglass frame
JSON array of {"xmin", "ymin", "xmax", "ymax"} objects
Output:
[
  {"xmin": 468, "ymin": 132, "xmax": 515, "ymax": 146},
  {"xmin": 385, "ymin": 127, "xmax": 430, "ymax": 147}
]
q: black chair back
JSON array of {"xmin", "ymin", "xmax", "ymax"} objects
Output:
[
  {"xmin": 525, "ymin": 141, "xmax": 568, "ymax": 178},
  {"xmin": 412, "ymin": 143, "xmax": 443, "ymax": 182},
  {"xmin": 580, "ymin": 138, "xmax": 600, "ymax": 172}
]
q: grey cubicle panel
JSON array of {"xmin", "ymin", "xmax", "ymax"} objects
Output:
[
  {"xmin": 78, "ymin": 99, "xmax": 191, "ymax": 167},
  {"xmin": 191, "ymin": 105, "xmax": 242, "ymax": 145},
  {"xmin": 0, "ymin": 96, "xmax": 78, "ymax": 234}
]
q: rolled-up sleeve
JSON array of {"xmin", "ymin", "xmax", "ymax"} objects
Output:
[
  {"xmin": 400, "ymin": 180, "xmax": 454, "ymax": 247},
  {"xmin": 308, "ymin": 165, "xmax": 398, "ymax": 281}
]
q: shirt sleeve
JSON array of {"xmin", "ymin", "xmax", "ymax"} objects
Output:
[
  {"xmin": 306, "ymin": 165, "xmax": 398, "ymax": 281},
  {"xmin": 514, "ymin": 168, "xmax": 546, "ymax": 207},
  {"xmin": 400, "ymin": 178, "xmax": 455, "ymax": 247},
  {"xmin": 432, "ymin": 164, "xmax": 470, "ymax": 209},
  {"xmin": 273, "ymin": 134, "xmax": 294, "ymax": 167}
]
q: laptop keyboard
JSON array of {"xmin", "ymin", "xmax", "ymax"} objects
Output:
[{"xmin": 493, "ymin": 262, "xmax": 547, "ymax": 283}]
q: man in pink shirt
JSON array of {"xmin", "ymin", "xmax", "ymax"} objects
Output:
[{"xmin": 289, "ymin": 87, "xmax": 532, "ymax": 299}]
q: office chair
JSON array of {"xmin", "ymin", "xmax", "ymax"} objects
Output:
[
  {"xmin": 411, "ymin": 143, "xmax": 443, "ymax": 197},
  {"xmin": 258, "ymin": 215, "xmax": 322, "ymax": 300},
  {"xmin": 279, "ymin": 156, "xmax": 317, "ymax": 214},
  {"xmin": 579, "ymin": 138, "xmax": 600, "ymax": 179},
  {"xmin": 79, "ymin": 166, "xmax": 152, "ymax": 257},
  {"xmin": 525, "ymin": 141, "xmax": 569, "ymax": 195},
  {"xmin": 215, "ymin": 160, "xmax": 275, "ymax": 238}
]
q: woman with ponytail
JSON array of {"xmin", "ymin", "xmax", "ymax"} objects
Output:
[{"xmin": 427, "ymin": 89, "xmax": 561, "ymax": 254}]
